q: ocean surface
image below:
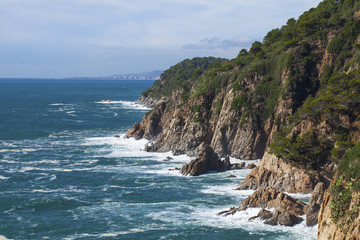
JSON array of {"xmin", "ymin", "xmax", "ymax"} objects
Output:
[{"xmin": 0, "ymin": 79, "xmax": 317, "ymax": 240}]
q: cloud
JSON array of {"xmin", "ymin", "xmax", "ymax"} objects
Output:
[
  {"xmin": 0, "ymin": 0, "xmax": 323, "ymax": 77},
  {"xmin": 183, "ymin": 37, "xmax": 253, "ymax": 50}
]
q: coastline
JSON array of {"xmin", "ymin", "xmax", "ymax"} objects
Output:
[{"xmin": 122, "ymin": 101, "xmax": 317, "ymax": 238}]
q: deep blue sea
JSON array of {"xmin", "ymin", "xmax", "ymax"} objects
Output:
[{"xmin": 0, "ymin": 79, "xmax": 317, "ymax": 240}]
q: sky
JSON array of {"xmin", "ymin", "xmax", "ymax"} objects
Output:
[{"xmin": 0, "ymin": 0, "xmax": 323, "ymax": 78}]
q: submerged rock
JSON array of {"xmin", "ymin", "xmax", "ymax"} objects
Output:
[{"xmin": 163, "ymin": 156, "xmax": 173, "ymax": 162}]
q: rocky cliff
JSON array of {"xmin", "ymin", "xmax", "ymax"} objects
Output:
[
  {"xmin": 318, "ymin": 187, "xmax": 360, "ymax": 239},
  {"xmin": 126, "ymin": 0, "xmax": 360, "ymax": 236}
]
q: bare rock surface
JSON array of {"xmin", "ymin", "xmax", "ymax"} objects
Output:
[
  {"xmin": 318, "ymin": 189, "xmax": 360, "ymax": 239},
  {"xmin": 219, "ymin": 188, "xmax": 307, "ymax": 226},
  {"xmin": 238, "ymin": 152, "xmax": 321, "ymax": 193},
  {"xmin": 180, "ymin": 143, "xmax": 231, "ymax": 176},
  {"xmin": 306, "ymin": 182, "xmax": 326, "ymax": 227}
]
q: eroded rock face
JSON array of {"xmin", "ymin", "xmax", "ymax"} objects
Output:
[
  {"xmin": 125, "ymin": 102, "xmax": 165, "ymax": 140},
  {"xmin": 180, "ymin": 143, "xmax": 230, "ymax": 176},
  {"xmin": 238, "ymin": 152, "xmax": 321, "ymax": 193},
  {"xmin": 306, "ymin": 182, "xmax": 326, "ymax": 227}
]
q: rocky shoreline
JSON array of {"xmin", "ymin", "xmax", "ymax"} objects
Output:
[{"xmin": 124, "ymin": 3, "xmax": 360, "ymax": 238}]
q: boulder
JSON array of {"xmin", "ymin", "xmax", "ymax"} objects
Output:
[
  {"xmin": 114, "ymin": 134, "xmax": 120, "ymax": 138},
  {"xmin": 306, "ymin": 182, "xmax": 326, "ymax": 227},
  {"xmin": 180, "ymin": 143, "xmax": 230, "ymax": 176},
  {"xmin": 227, "ymin": 174, "xmax": 236, "ymax": 178},
  {"xmin": 231, "ymin": 162, "xmax": 245, "ymax": 170},
  {"xmin": 273, "ymin": 209, "xmax": 303, "ymax": 226}
]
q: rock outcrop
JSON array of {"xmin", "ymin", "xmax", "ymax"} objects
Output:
[
  {"xmin": 238, "ymin": 188, "xmax": 307, "ymax": 215},
  {"xmin": 306, "ymin": 182, "xmax": 326, "ymax": 227},
  {"xmin": 180, "ymin": 143, "xmax": 230, "ymax": 176},
  {"xmin": 237, "ymin": 152, "xmax": 321, "ymax": 193},
  {"xmin": 219, "ymin": 188, "xmax": 307, "ymax": 226},
  {"xmin": 318, "ymin": 188, "xmax": 360, "ymax": 239},
  {"xmin": 125, "ymin": 1, "xmax": 360, "ymax": 233}
]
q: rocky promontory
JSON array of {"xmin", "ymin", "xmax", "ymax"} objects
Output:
[{"xmin": 125, "ymin": 1, "xmax": 360, "ymax": 237}]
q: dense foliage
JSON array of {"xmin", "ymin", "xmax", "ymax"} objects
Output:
[
  {"xmin": 142, "ymin": 57, "xmax": 226, "ymax": 99},
  {"xmin": 271, "ymin": 69, "xmax": 360, "ymax": 168}
]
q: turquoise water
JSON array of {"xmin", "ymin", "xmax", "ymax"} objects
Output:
[{"xmin": 0, "ymin": 79, "xmax": 317, "ymax": 239}]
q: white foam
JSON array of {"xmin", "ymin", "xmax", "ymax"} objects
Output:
[
  {"xmin": 49, "ymin": 103, "xmax": 71, "ymax": 106},
  {"xmin": 148, "ymin": 203, "xmax": 317, "ymax": 239},
  {"xmin": 0, "ymin": 148, "xmax": 38, "ymax": 153},
  {"xmin": 83, "ymin": 135, "xmax": 191, "ymax": 163},
  {"xmin": 287, "ymin": 192, "xmax": 312, "ymax": 201},
  {"xmin": 96, "ymin": 100, "xmax": 151, "ymax": 110},
  {"xmin": 143, "ymin": 167, "xmax": 184, "ymax": 177},
  {"xmin": 201, "ymin": 185, "xmax": 254, "ymax": 198},
  {"xmin": 11, "ymin": 166, "xmax": 95, "ymax": 173},
  {"xmin": 0, "ymin": 176, "xmax": 9, "ymax": 180},
  {"xmin": 66, "ymin": 228, "xmax": 147, "ymax": 239},
  {"xmin": 31, "ymin": 188, "xmax": 86, "ymax": 193}
]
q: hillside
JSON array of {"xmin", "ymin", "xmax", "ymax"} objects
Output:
[{"xmin": 126, "ymin": 0, "xmax": 360, "ymax": 238}]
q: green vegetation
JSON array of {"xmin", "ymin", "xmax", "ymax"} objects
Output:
[
  {"xmin": 290, "ymin": 70, "xmax": 360, "ymax": 128},
  {"xmin": 339, "ymin": 141, "xmax": 360, "ymax": 189},
  {"xmin": 270, "ymin": 130, "xmax": 333, "ymax": 169},
  {"xmin": 329, "ymin": 142, "xmax": 360, "ymax": 227},
  {"xmin": 142, "ymin": 0, "xmax": 360, "ymax": 179},
  {"xmin": 230, "ymin": 94, "xmax": 248, "ymax": 110},
  {"xmin": 270, "ymin": 67, "xmax": 360, "ymax": 168},
  {"xmin": 330, "ymin": 142, "xmax": 360, "ymax": 227},
  {"xmin": 215, "ymin": 99, "xmax": 223, "ymax": 115},
  {"xmin": 142, "ymin": 57, "xmax": 226, "ymax": 99},
  {"xmin": 330, "ymin": 175, "xmax": 356, "ymax": 222}
]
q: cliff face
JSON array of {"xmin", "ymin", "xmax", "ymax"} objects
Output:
[
  {"xmin": 318, "ymin": 189, "xmax": 360, "ymax": 239},
  {"xmin": 238, "ymin": 152, "xmax": 321, "ymax": 193},
  {"xmin": 127, "ymin": 0, "xmax": 360, "ymax": 234}
]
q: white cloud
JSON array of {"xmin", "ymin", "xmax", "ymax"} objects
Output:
[
  {"xmin": 184, "ymin": 37, "xmax": 253, "ymax": 50},
  {"xmin": 0, "ymin": 0, "xmax": 323, "ymax": 77}
]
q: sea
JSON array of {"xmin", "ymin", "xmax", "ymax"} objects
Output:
[{"xmin": 0, "ymin": 79, "xmax": 317, "ymax": 240}]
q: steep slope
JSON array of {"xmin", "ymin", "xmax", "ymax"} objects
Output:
[{"xmin": 126, "ymin": 0, "xmax": 360, "ymax": 235}]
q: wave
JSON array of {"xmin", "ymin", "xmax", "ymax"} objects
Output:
[
  {"xmin": 83, "ymin": 134, "xmax": 190, "ymax": 162},
  {"xmin": 49, "ymin": 103, "xmax": 72, "ymax": 106},
  {"xmin": 201, "ymin": 184, "xmax": 255, "ymax": 198},
  {"xmin": 147, "ymin": 203, "xmax": 317, "ymax": 239},
  {"xmin": 96, "ymin": 100, "xmax": 151, "ymax": 110}
]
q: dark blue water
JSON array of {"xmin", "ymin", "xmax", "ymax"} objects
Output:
[{"xmin": 0, "ymin": 79, "xmax": 316, "ymax": 239}]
